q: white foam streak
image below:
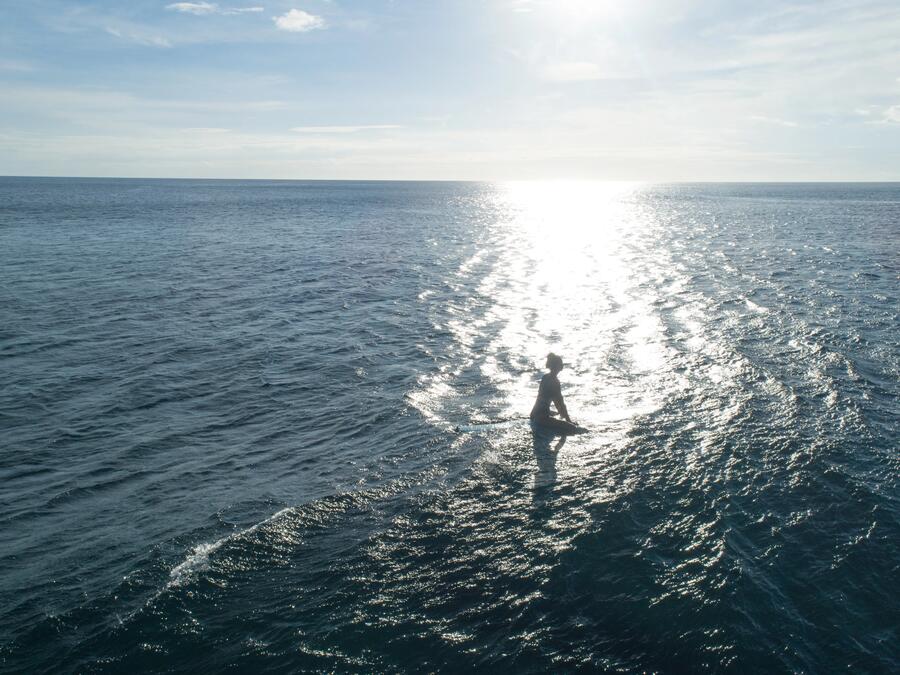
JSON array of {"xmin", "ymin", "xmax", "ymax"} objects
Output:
[{"xmin": 166, "ymin": 507, "xmax": 293, "ymax": 589}]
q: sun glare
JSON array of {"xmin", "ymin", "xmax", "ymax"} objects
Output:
[{"xmin": 472, "ymin": 180, "xmax": 672, "ymax": 428}]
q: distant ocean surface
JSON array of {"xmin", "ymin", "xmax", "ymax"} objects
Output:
[{"xmin": 1, "ymin": 178, "xmax": 898, "ymax": 673}]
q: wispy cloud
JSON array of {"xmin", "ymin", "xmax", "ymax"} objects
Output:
[
  {"xmin": 854, "ymin": 104, "xmax": 900, "ymax": 125},
  {"xmin": 273, "ymin": 9, "xmax": 325, "ymax": 32},
  {"xmin": 749, "ymin": 115, "xmax": 799, "ymax": 128},
  {"xmin": 881, "ymin": 105, "xmax": 900, "ymax": 123},
  {"xmin": 165, "ymin": 3, "xmax": 264, "ymax": 16},
  {"xmin": 106, "ymin": 26, "xmax": 172, "ymax": 48},
  {"xmin": 222, "ymin": 6, "xmax": 263, "ymax": 14},
  {"xmin": 539, "ymin": 62, "xmax": 604, "ymax": 83},
  {"xmin": 0, "ymin": 84, "xmax": 288, "ymax": 129},
  {"xmin": 166, "ymin": 2, "xmax": 218, "ymax": 14},
  {"xmin": 290, "ymin": 125, "xmax": 401, "ymax": 133}
]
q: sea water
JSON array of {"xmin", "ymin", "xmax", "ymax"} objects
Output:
[{"xmin": 0, "ymin": 178, "xmax": 897, "ymax": 672}]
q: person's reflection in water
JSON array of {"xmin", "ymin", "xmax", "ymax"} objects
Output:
[
  {"xmin": 531, "ymin": 421, "xmax": 558, "ymax": 514},
  {"xmin": 531, "ymin": 421, "xmax": 560, "ymax": 486}
]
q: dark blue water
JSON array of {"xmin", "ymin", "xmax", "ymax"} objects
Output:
[{"xmin": 1, "ymin": 178, "xmax": 897, "ymax": 673}]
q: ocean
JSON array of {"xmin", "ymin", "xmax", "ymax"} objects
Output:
[{"xmin": 1, "ymin": 178, "xmax": 897, "ymax": 673}]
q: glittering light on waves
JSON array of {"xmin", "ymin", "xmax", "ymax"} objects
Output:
[{"xmin": 481, "ymin": 181, "xmax": 677, "ymax": 427}]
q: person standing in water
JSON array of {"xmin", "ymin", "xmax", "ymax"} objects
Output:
[{"xmin": 530, "ymin": 353, "xmax": 587, "ymax": 435}]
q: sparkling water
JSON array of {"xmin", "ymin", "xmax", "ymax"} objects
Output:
[{"xmin": 1, "ymin": 178, "xmax": 897, "ymax": 672}]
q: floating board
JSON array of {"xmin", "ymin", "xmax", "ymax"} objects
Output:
[
  {"xmin": 532, "ymin": 418, "xmax": 590, "ymax": 436},
  {"xmin": 454, "ymin": 418, "xmax": 528, "ymax": 433},
  {"xmin": 454, "ymin": 417, "xmax": 589, "ymax": 436}
]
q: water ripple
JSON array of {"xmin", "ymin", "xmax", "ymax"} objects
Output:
[{"xmin": 1, "ymin": 179, "xmax": 897, "ymax": 672}]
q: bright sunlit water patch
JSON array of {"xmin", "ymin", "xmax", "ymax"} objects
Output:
[
  {"xmin": 448, "ymin": 180, "xmax": 687, "ymax": 429},
  {"xmin": 1, "ymin": 179, "xmax": 897, "ymax": 673}
]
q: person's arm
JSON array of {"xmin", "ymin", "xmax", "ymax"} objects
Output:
[{"xmin": 551, "ymin": 379, "xmax": 571, "ymax": 422}]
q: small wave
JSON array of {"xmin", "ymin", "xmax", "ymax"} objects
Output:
[
  {"xmin": 166, "ymin": 507, "xmax": 293, "ymax": 589},
  {"xmin": 744, "ymin": 299, "xmax": 769, "ymax": 314},
  {"xmin": 163, "ymin": 477, "xmax": 436, "ymax": 593},
  {"xmin": 167, "ymin": 540, "xmax": 225, "ymax": 589}
]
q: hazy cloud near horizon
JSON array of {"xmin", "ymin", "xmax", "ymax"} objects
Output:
[{"xmin": 0, "ymin": 0, "xmax": 897, "ymax": 180}]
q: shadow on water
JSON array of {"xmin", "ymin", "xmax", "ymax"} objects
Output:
[{"xmin": 530, "ymin": 421, "xmax": 566, "ymax": 511}]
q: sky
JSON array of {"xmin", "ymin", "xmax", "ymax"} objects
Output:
[{"xmin": 0, "ymin": 0, "xmax": 898, "ymax": 180}]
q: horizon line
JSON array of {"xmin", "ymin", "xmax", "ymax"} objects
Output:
[{"xmin": 2, "ymin": 175, "xmax": 899, "ymax": 184}]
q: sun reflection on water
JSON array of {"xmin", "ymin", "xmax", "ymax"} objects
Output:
[
  {"xmin": 409, "ymin": 179, "xmax": 735, "ymax": 479},
  {"xmin": 483, "ymin": 180, "xmax": 678, "ymax": 429}
]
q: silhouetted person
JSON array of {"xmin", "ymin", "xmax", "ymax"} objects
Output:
[{"xmin": 530, "ymin": 352, "xmax": 587, "ymax": 438}]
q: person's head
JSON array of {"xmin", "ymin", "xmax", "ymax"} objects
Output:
[{"xmin": 546, "ymin": 352, "xmax": 564, "ymax": 374}]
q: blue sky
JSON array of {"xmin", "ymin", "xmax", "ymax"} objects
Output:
[{"xmin": 1, "ymin": 0, "xmax": 898, "ymax": 179}]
